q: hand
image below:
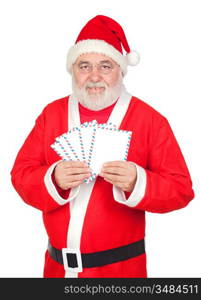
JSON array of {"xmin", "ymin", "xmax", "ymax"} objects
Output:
[
  {"xmin": 54, "ymin": 161, "xmax": 91, "ymax": 190},
  {"xmin": 99, "ymin": 161, "xmax": 137, "ymax": 193}
]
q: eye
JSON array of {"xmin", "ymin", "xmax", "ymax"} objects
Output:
[
  {"xmin": 80, "ymin": 65, "xmax": 88, "ymax": 69},
  {"xmin": 100, "ymin": 64, "xmax": 112, "ymax": 70},
  {"xmin": 78, "ymin": 63, "xmax": 90, "ymax": 71}
]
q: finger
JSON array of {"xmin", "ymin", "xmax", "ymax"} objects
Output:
[
  {"xmin": 65, "ymin": 167, "xmax": 91, "ymax": 175},
  {"xmin": 101, "ymin": 173, "xmax": 125, "ymax": 183},
  {"xmin": 102, "ymin": 161, "xmax": 127, "ymax": 168},
  {"xmin": 67, "ymin": 173, "xmax": 91, "ymax": 182},
  {"xmin": 100, "ymin": 166, "xmax": 126, "ymax": 175},
  {"xmin": 69, "ymin": 180, "xmax": 84, "ymax": 188},
  {"xmin": 62, "ymin": 180, "xmax": 83, "ymax": 190},
  {"xmin": 103, "ymin": 177, "xmax": 125, "ymax": 188}
]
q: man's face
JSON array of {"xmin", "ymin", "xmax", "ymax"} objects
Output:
[
  {"xmin": 72, "ymin": 52, "xmax": 123, "ymax": 110},
  {"xmin": 73, "ymin": 52, "xmax": 121, "ymax": 90}
]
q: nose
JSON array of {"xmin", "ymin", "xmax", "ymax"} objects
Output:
[{"xmin": 88, "ymin": 66, "xmax": 102, "ymax": 82}]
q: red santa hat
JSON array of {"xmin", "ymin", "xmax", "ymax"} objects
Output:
[{"xmin": 66, "ymin": 15, "xmax": 140, "ymax": 75}]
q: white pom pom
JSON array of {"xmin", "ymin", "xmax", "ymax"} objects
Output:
[{"xmin": 126, "ymin": 50, "xmax": 140, "ymax": 66}]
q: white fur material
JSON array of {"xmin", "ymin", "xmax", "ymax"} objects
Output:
[
  {"xmin": 66, "ymin": 39, "xmax": 128, "ymax": 75},
  {"xmin": 126, "ymin": 50, "xmax": 140, "ymax": 66}
]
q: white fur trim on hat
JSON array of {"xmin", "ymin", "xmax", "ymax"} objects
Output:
[{"xmin": 66, "ymin": 39, "xmax": 128, "ymax": 75}]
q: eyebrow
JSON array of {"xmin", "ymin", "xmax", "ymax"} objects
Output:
[
  {"xmin": 78, "ymin": 60, "xmax": 113, "ymax": 65},
  {"xmin": 78, "ymin": 61, "xmax": 90, "ymax": 65},
  {"xmin": 99, "ymin": 60, "xmax": 113, "ymax": 64}
]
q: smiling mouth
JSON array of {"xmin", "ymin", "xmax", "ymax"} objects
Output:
[{"xmin": 86, "ymin": 87, "xmax": 105, "ymax": 94}]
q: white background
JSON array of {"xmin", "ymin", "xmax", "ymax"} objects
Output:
[{"xmin": 0, "ymin": 0, "xmax": 200, "ymax": 278}]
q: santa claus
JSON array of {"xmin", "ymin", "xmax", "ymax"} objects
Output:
[{"xmin": 11, "ymin": 15, "xmax": 194, "ymax": 278}]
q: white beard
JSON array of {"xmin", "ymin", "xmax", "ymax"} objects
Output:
[{"xmin": 72, "ymin": 73, "xmax": 124, "ymax": 111}]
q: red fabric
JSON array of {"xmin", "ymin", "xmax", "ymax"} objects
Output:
[
  {"xmin": 79, "ymin": 101, "xmax": 117, "ymax": 124},
  {"xmin": 11, "ymin": 95, "xmax": 194, "ymax": 277},
  {"xmin": 75, "ymin": 15, "xmax": 131, "ymax": 54}
]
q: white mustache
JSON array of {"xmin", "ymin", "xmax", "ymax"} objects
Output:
[{"xmin": 85, "ymin": 82, "xmax": 107, "ymax": 88}]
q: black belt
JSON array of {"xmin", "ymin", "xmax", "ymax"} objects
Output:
[{"xmin": 48, "ymin": 239, "xmax": 145, "ymax": 271}]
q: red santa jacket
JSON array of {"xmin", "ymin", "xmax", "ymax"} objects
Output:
[{"xmin": 11, "ymin": 90, "xmax": 194, "ymax": 278}]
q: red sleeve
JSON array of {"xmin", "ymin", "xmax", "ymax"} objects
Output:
[
  {"xmin": 10, "ymin": 109, "xmax": 69, "ymax": 213},
  {"xmin": 135, "ymin": 117, "xmax": 194, "ymax": 213}
]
